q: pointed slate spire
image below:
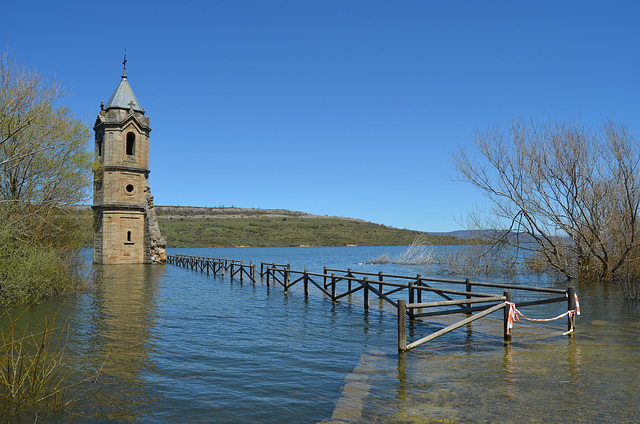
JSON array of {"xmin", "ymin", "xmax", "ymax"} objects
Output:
[
  {"xmin": 104, "ymin": 50, "xmax": 143, "ymax": 112},
  {"xmin": 104, "ymin": 78, "xmax": 143, "ymax": 112}
]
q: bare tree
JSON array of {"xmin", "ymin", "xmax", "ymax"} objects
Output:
[
  {"xmin": 0, "ymin": 50, "xmax": 92, "ymax": 244},
  {"xmin": 452, "ymin": 117, "xmax": 640, "ymax": 299},
  {"xmin": 0, "ymin": 50, "xmax": 92, "ymax": 304}
]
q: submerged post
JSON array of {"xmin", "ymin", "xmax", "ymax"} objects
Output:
[
  {"xmin": 503, "ymin": 290, "xmax": 512, "ymax": 342},
  {"xmin": 567, "ymin": 287, "xmax": 576, "ymax": 334},
  {"xmin": 284, "ymin": 268, "xmax": 291, "ymax": 292},
  {"xmin": 398, "ymin": 299, "xmax": 407, "ymax": 352},
  {"xmin": 324, "ymin": 267, "xmax": 328, "ymax": 289},
  {"xmin": 465, "ymin": 278, "xmax": 472, "ymax": 313},
  {"xmin": 363, "ymin": 277, "xmax": 369, "ymax": 310},
  {"xmin": 331, "ymin": 273, "xmax": 337, "ymax": 300},
  {"xmin": 303, "ymin": 267, "xmax": 309, "ymax": 298},
  {"xmin": 408, "ymin": 280, "xmax": 415, "ymax": 319}
]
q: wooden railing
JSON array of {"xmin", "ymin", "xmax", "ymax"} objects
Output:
[{"xmin": 167, "ymin": 254, "xmax": 578, "ymax": 352}]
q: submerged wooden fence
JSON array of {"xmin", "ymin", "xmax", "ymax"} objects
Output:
[{"xmin": 166, "ymin": 254, "xmax": 578, "ymax": 352}]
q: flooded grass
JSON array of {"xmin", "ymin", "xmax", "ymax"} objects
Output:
[{"xmin": 0, "ymin": 301, "xmax": 103, "ymax": 421}]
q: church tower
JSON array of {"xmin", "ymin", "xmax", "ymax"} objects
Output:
[{"xmin": 93, "ymin": 58, "xmax": 166, "ymax": 264}]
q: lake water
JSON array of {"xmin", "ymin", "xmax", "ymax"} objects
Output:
[{"xmin": 2, "ymin": 246, "xmax": 639, "ymax": 423}]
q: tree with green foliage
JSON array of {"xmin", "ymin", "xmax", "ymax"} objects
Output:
[
  {"xmin": 453, "ymin": 117, "xmax": 640, "ymax": 300},
  {"xmin": 0, "ymin": 50, "xmax": 93, "ymax": 304}
]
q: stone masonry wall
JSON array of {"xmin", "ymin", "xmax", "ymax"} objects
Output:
[
  {"xmin": 98, "ymin": 209, "xmax": 146, "ymax": 264},
  {"xmin": 144, "ymin": 184, "xmax": 166, "ymax": 264}
]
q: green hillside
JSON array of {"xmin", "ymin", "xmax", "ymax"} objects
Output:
[
  {"xmin": 78, "ymin": 206, "xmax": 464, "ymax": 247},
  {"xmin": 158, "ymin": 216, "xmax": 462, "ymax": 247}
]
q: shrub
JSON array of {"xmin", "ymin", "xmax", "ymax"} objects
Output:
[
  {"xmin": 0, "ymin": 217, "xmax": 86, "ymax": 306},
  {"xmin": 0, "ymin": 303, "xmax": 103, "ymax": 415}
]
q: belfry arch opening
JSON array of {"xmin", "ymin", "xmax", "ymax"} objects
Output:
[
  {"xmin": 97, "ymin": 133, "xmax": 103, "ymax": 156},
  {"xmin": 126, "ymin": 132, "xmax": 136, "ymax": 156}
]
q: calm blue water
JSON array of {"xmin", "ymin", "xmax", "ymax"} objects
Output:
[{"xmin": 3, "ymin": 246, "xmax": 640, "ymax": 423}]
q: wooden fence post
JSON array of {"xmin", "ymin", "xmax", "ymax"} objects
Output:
[
  {"xmin": 347, "ymin": 269, "xmax": 352, "ymax": 292},
  {"xmin": 465, "ymin": 278, "xmax": 472, "ymax": 314},
  {"xmin": 304, "ymin": 267, "xmax": 308, "ymax": 298},
  {"xmin": 416, "ymin": 274, "xmax": 422, "ymax": 303},
  {"xmin": 284, "ymin": 268, "xmax": 290, "ymax": 292},
  {"xmin": 408, "ymin": 280, "xmax": 415, "ymax": 319},
  {"xmin": 363, "ymin": 277, "xmax": 369, "ymax": 310},
  {"xmin": 567, "ymin": 287, "xmax": 576, "ymax": 333},
  {"xmin": 331, "ymin": 273, "xmax": 337, "ymax": 300},
  {"xmin": 503, "ymin": 290, "xmax": 512, "ymax": 342},
  {"xmin": 324, "ymin": 267, "xmax": 328, "ymax": 289},
  {"xmin": 398, "ymin": 299, "xmax": 407, "ymax": 352},
  {"xmin": 378, "ymin": 271, "xmax": 384, "ymax": 295}
]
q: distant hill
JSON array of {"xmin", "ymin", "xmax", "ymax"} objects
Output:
[
  {"xmin": 155, "ymin": 206, "xmax": 366, "ymax": 222},
  {"xmin": 75, "ymin": 205, "xmax": 471, "ymax": 248},
  {"xmin": 153, "ymin": 206, "xmax": 467, "ymax": 247},
  {"xmin": 428, "ymin": 228, "xmax": 538, "ymax": 242},
  {"xmin": 428, "ymin": 230, "xmax": 479, "ymax": 239}
]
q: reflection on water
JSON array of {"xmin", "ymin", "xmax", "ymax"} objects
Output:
[
  {"xmin": 80, "ymin": 264, "xmax": 165, "ymax": 421},
  {"xmin": 1, "ymin": 247, "xmax": 639, "ymax": 423}
]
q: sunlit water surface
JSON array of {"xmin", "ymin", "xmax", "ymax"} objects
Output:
[{"xmin": 2, "ymin": 246, "xmax": 639, "ymax": 423}]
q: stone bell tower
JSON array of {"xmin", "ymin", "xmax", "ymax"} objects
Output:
[{"xmin": 92, "ymin": 57, "xmax": 166, "ymax": 264}]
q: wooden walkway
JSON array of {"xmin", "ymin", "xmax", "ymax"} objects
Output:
[{"xmin": 166, "ymin": 254, "xmax": 578, "ymax": 352}]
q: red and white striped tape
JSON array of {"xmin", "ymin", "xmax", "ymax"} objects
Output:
[{"xmin": 506, "ymin": 292, "xmax": 580, "ymax": 335}]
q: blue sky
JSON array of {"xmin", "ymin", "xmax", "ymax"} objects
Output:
[{"xmin": 2, "ymin": 1, "xmax": 639, "ymax": 232}]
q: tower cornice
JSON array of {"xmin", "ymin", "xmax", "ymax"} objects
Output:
[
  {"xmin": 101, "ymin": 165, "xmax": 150, "ymax": 174},
  {"xmin": 94, "ymin": 110, "xmax": 151, "ymax": 131},
  {"xmin": 92, "ymin": 204, "xmax": 146, "ymax": 212}
]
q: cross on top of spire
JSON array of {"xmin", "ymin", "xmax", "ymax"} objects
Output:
[
  {"xmin": 122, "ymin": 47, "xmax": 127, "ymax": 78},
  {"xmin": 104, "ymin": 49, "xmax": 143, "ymax": 112}
]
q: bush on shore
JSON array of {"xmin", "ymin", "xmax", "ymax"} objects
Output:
[{"xmin": 0, "ymin": 216, "xmax": 87, "ymax": 306}]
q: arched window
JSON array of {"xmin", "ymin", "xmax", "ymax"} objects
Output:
[
  {"xmin": 96, "ymin": 133, "xmax": 103, "ymax": 156},
  {"xmin": 126, "ymin": 132, "xmax": 135, "ymax": 156}
]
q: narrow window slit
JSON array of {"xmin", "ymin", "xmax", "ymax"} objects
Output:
[{"xmin": 126, "ymin": 132, "xmax": 135, "ymax": 156}]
